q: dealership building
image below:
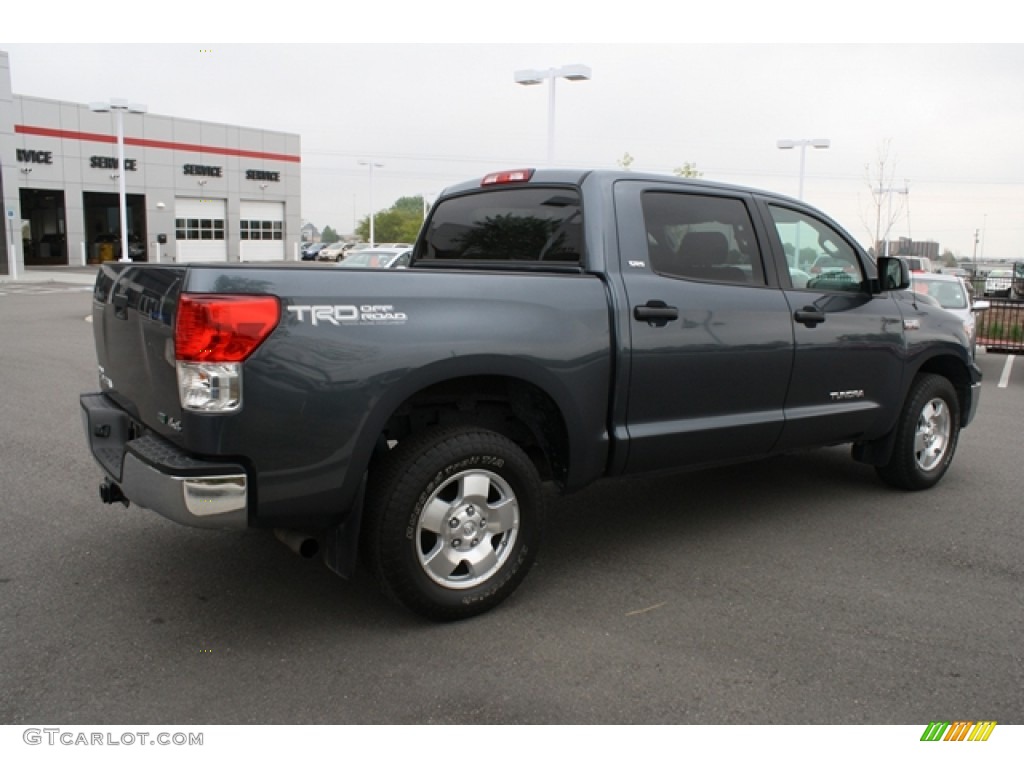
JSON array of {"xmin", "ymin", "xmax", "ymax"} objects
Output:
[{"xmin": 0, "ymin": 50, "xmax": 301, "ymax": 277}]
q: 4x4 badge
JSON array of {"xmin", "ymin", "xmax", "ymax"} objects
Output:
[{"xmin": 157, "ymin": 412, "xmax": 183, "ymax": 432}]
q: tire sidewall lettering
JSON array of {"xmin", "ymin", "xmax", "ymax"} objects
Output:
[
  {"xmin": 405, "ymin": 454, "xmax": 510, "ymax": 540},
  {"xmin": 368, "ymin": 427, "xmax": 544, "ymax": 620}
]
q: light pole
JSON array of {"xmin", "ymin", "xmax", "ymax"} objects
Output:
[
  {"xmin": 90, "ymin": 98, "xmax": 147, "ymax": 262},
  {"xmin": 776, "ymin": 138, "xmax": 830, "ymax": 200},
  {"xmin": 359, "ymin": 160, "xmax": 383, "ymax": 246},
  {"xmin": 514, "ymin": 64, "xmax": 592, "ymax": 165}
]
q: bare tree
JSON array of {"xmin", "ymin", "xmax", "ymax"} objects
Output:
[{"xmin": 862, "ymin": 139, "xmax": 908, "ymax": 256}]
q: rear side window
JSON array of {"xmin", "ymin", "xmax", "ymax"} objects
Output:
[
  {"xmin": 641, "ymin": 192, "xmax": 765, "ymax": 286},
  {"xmin": 419, "ymin": 187, "xmax": 582, "ymax": 264}
]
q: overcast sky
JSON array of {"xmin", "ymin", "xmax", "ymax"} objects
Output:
[{"xmin": 3, "ymin": 32, "xmax": 1022, "ymax": 259}]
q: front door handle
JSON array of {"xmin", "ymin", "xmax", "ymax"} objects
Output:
[
  {"xmin": 634, "ymin": 301, "xmax": 679, "ymax": 327},
  {"xmin": 794, "ymin": 307, "xmax": 826, "ymax": 327}
]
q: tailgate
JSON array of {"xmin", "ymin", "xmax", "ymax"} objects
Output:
[{"xmin": 91, "ymin": 263, "xmax": 188, "ymax": 438}]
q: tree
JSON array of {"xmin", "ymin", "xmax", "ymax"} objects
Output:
[
  {"xmin": 321, "ymin": 225, "xmax": 340, "ymax": 244},
  {"xmin": 673, "ymin": 162, "xmax": 703, "ymax": 178},
  {"xmin": 392, "ymin": 196, "xmax": 426, "ymax": 215},
  {"xmin": 862, "ymin": 140, "xmax": 908, "ymax": 256},
  {"xmin": 617, "ymin": 152, "xmax": 635, "ymax": 171},
  {"xmin": 356, "ymin": 195, "xmax": 426, "ymax": 243}
]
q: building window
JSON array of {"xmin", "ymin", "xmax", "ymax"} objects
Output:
[
  {"xmin": 240, "ymin": 219, "xmax": 283, "ymax": 241},
  {"xmin": 175, "ymin": 217, "xmax": 225, "ymax": 240}
]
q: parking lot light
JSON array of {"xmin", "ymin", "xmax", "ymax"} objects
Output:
[
  {"xmin": 514, "ymin": 65, "xmax": 592, "ymax": 165},
  {"xmin": 777, "ymin": 138, "xmax": 830, "ymax": 200},
  {"xmin": 90, "ymin": 98, "xmax": 147, "ymax": 262}
]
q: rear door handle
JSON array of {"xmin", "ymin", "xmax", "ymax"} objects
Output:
[{"xmin": 634, "ymin": 301, "xmax": 679, "ymax": 327}]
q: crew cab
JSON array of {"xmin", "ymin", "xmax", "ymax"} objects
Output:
[{"xmin": 80, "ymin": 169, "xmax": 982, "ymax": 620}]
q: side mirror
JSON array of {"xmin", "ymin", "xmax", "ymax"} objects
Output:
[
  {"xmin": 972, "ymin": 299, "xmax": 991, "ymax": 311},
  {"xmin": 877, "ymin": 256, "xmax": 909, "ymax": 291}
]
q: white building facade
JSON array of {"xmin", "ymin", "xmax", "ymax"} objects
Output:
[{"xmin": 0, "ymin": 50, "xmax": 300, "ymax": 276}]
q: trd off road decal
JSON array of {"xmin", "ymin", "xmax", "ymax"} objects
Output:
[{"xmin": 287, "ymin": 304, "xmax": 408, "ymax": 326}]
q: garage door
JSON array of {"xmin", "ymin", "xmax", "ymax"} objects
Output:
[
  {"xmin": 239, "ymin": 201, "xmax": 284, "ymax": 262},
  {"xmin": 175, "ymin": 198, "xmax": 227, "ymax": 263}
]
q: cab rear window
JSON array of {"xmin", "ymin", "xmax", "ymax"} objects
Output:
[{"xmin": 418, "ymin": 187, "xmax": 582, "ymax": 265}]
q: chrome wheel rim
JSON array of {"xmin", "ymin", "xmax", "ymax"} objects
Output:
[
  {"xmin": 416, "ymin": 469, "xmax": 520, "ymax": 590},
  {"xmin": 914, "ymin": 397, "xmax": 951, "ymax": 472}
]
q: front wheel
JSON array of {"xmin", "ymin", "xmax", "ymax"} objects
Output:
[
  {"xmin": 876, "ymin": 373, "xmax": 961, "ymax": 490},
  {"xmin": 363, "ymin": 426, "xmax": 544, "ymax": 621}
]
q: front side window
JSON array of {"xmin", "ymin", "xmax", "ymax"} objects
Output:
[
  {"xmin": 768, "ymin": 205, "xmax": 865, "ymax": 292},
  {"xmin": 420, "ymin": 187, "xmax": 582, "ymax": 264},
  {"xmin": 641, "ymin": 192, "xmax": 765, "ymax": 286}
]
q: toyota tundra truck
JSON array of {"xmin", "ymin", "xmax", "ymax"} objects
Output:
[{"xmin": 80, "ymin": 169, "xmax": 982, "ymax": 620}]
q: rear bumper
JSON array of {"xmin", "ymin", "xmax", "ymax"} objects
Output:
[{"xmin": 80, "ymin": 392, "xmax": 248, "ymax": 529}]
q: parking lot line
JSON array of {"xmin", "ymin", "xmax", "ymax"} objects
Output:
[{"xmin": 998, "ymin": 355, "xmax": 1016, "ymax": 388}]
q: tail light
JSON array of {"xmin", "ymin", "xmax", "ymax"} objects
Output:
[
  {"xmin": 481, "ymin": 169, "xmax": 534, "ymax": 185},
  {"xmin": 175, "ymin": 294, "xmax": 280, "ymax": 412}
]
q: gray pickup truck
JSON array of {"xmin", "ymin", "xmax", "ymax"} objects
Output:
[{"xmin": 80, "ymin": 169, "xmax": 982, "ymax": 620}]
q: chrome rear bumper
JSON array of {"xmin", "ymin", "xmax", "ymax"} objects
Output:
[{"xmin": 81, "ymin": 392, "xmax": 248, "ymax": 529}]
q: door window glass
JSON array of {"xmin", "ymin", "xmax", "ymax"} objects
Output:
[
  {"xmin": 641, "ymin": 192, "xmax": 765, "ymax": 286},
  {"xmin": 768, "ymin": 205, "xmax": 865, "ymax": 292}
]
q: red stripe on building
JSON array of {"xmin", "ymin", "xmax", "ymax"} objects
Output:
[{"xmin": 14, "ymin": 124, "xmax": 301, "ymax": 163}]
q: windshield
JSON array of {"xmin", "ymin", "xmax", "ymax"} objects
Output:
[{"xmin": 912, "ymin": 277, "xmax": 968, "ymax": 309}]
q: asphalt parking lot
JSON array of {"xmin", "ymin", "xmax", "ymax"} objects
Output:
[{"xmin": 0, "ymin": 284, "xmax": 1021, "ymax": 729}]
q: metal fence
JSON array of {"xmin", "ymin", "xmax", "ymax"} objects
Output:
[{"xmin": 975, "ymin": 297, "xmax": 1024, "ymax": 353}]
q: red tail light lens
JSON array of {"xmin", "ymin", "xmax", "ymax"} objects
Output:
[
  {"xmin": 481, "ymin": 169, "xmax": 534, "ymax": 185},
  {"xmin": 176, "ymin": 294, "xmax": 280, "ymax": 362}
]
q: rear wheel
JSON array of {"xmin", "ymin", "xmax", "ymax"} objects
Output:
[
  {"xmin": 363, "ymin": 426, "xmax": 544, "ymax": 621},
  {"xmin": 876, "ymin": 373, "xmax": 960, "ymax": 490}
]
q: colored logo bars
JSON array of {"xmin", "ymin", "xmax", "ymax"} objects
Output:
[{"xmin": 921, "ymin": 721, "xmax": 997, "ymax": 742}]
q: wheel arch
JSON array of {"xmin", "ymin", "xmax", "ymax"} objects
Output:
[
  {"xmin": 354, "ymin": 354, "xmax": 608, "ymax": 494},
  {"xmin": 854, "ymin": 351, "xmax": 972, "ymax": 467},
  {"xmin": 913, "ymin": 352, "xmax": 973, "ymax": 427}
]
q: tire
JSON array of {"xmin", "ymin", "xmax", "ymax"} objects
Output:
[
  {"xmin": 876, "ymin": 373, "xmax": 960, "ymax": 491},
  {"xmin": 363, "ymin": 426, "xmax": 544, "ymax": 621}
]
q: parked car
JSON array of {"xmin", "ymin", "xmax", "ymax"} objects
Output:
[
  {"xmin": 788, "ymin": 267, "xmax": 812, "ymax": 289},
  {"xmin": 317, "ymin": 242, "xmax": 348, "ymax": 261},
  {"xmin": 807, "ymin": 255, "xmax": 858, "ymax": 288},
  {"xmin": 80, "ymin": 168, "xmax": 982, "ymax": 621},
  {"xmin": 909, "ymin": 272, "xmax": 990, "ymax": 352},
  {"xmin": 809, "ymin": 255, "xmax": 857, "ymax": 275},
  {"xmin": 903, "ymin": 256, "xmax": 934, "ymax": 273},
  {"xmin": 1014, "ymin": 263, "xmax": 1024, "ymax": 300},
  {"xmin": 335, "ymin": 247, "xmax": 412, "ymax": 269},
  {"xmin": 301, "ymin": 243, "xmax": 326, "ymax": 261},
  {"xmin": 984, "ymin": 269, "xmax": 1013, "ymax": 297}
]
